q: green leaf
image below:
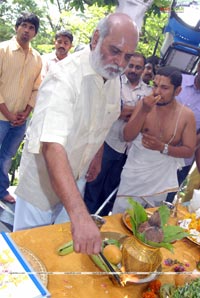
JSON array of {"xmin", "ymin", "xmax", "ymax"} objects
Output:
[
  {"xmin": 126, "ymin": 199, "xmax": 189, "ymax": 252},
  {"xmin": 136, "ymin": 232, "xmax": 146, "ymax": 243},
  {"xmin": 127, "ymin": 199, "xmax": 148, "ymax": 224},
  {"xmin": 127, "ymin": 199, "xmax": 148, "ymax": 236},
  {"xmin": 159, "ymin": 283, "xmax": 176, "ymax": 298},
  {"xmin": 162, "ymin": 226, "xmax": 189, "ymax": 243},
  {"xmin": 158, "ymin": 205, "xmax": 170, "ymax": 227},
  {"xmin": 173, "ymin": 278, "xmax": 200, "ymax": 297},
  {"xmin": 146, "ymin": 240, "xmax": 174, "ymax": 253}
]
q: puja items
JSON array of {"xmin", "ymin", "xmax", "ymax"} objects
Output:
[
  {"xmin": 121, "ymin": 199, "xmax": 189, "ymax": 278},
  {"xmin": 188, "ymin": 189, "xmax": 200, "ymax": 213},
  {"xmin": 178, "ymin": 188, "xmax": 200, "ymax": 244},
  {"xmin": 57, "ymin": 214, "xmax": 106, "ymax": 256}
]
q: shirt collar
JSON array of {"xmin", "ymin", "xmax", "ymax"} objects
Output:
[
  {"xmin": 121, "ymin": 74, "xmax": 145, "ymax": 89},
  {"xmin": 10, "ymin": 36, "xmax": 33, "ymax": 54},
  {"xmin": 48, "ymin": 51, "xmax": 60, "ymax": 62}
]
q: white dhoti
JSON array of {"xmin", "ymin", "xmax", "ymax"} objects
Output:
[{"xmin": 112, "ymin": 134, "xmax": 184, "ymax": 213}]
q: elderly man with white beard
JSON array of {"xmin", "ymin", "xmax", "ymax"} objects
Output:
[{"xmin": 13, "ymin": 13, "xmax": 138, "ymax": 255}]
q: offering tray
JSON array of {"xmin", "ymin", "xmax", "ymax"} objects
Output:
[
  {"xmin": 19, "ymin": 246, "xmax": 48, "ymax": 287},
  {"xmin": 122, "ymin": 211, "xmax": 152, "ymax": 232},
  {"xmin": 90, "ymin": 231, "xmax": 162, "ymax": 285}
]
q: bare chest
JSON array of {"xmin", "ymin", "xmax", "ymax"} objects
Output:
[{"xmin": 142, "ymin": 107, "xmax": 185, "ymax": 145}]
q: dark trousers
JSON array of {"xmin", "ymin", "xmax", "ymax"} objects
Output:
[
  {"xmin": 166, "ymin": 165, "xmax": 191, "ymax": 202},
  {"xmin": 84, "ymin": 142, "xmax": 127, "ymax": 216}
]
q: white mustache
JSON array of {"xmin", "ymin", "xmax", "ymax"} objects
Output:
[{"xmin": 104, "ymin": 64, "xmax": 124, "ymax": 74}]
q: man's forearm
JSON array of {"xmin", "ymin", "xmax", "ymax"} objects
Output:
[
  {"xmin": 42, "ymin": 142, "xmax": 89, "ymax": 220},
  {"xmin": 162, "ymin": 144, "xmax": 195, "ymax": 158},
  {"xmin": 86, "ymin": 144, "xmax": 104, "ymax": 181},
  {"xmin": 23, "ymin": 104, "xmax": 33, "ymax": 117},
  {"xmin": 0, "ymin": 103, "xmax": 16, "ymax": 121},
  {"xmin": 42, "ymin": 142, "xmax": 102, "ymax": 254},
  {"xmin": 124, "ymin": 104, "xmax": 148, "ymax": 142}
]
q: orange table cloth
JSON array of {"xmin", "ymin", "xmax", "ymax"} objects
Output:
[{"xmin": 10, "ymin": 212, "xmax": 200, "ymax": 298}]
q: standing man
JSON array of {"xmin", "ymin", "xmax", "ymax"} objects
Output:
[
  {"xmin": 0, "ymin": 12, "xmax": 42, "ymax": 204},
  {"xmin": 84, "ymin": 52, "xmax": 152, "ymax": 215},
  {"xmin": 112, "ymin": 66, "xmax": 196, "ymax": 213},
  {"xmin": 41, "ymin": 29, "xmax": 73, "ymax": 79},
  {"xmin": 166, "ymin": 61, "xmax": 200, "ymax": 202},
  {"xmin": 14, "ymin": 13, "xmax": 139, "ymax": 255}
]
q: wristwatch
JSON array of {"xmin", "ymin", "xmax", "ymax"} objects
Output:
[{"xmin": 161, "ymin": 144, "xmax": 168, "ymax": 155}]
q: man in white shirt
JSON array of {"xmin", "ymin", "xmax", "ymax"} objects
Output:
[
  {"xmin": 13, "ymin": 13, "xmax": 139, "ymax": 255},
  {"xmin": 41, "ymin": 30, "xmax": 73, "ymax": 79},
  {"xmin": 84, "ymin": 53, "xmax": 152, "ymax": 215}
]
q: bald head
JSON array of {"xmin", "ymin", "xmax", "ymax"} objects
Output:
[
  {"xmin": 96, "ymin": 13, "xmax": 138, "ymax": 45},
  {"xmin": 90, "ymin": 13, "xmax": 139, "ymax": 80}
]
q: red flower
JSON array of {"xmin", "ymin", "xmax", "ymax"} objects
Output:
[{"xmin": 149, "ymin": 279, "xmax": 161, "ymax": 293}]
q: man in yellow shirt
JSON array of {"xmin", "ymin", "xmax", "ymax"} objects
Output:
[{"xmin": 0, "ymin": 12, "xmax": 42, "ymax": 203}]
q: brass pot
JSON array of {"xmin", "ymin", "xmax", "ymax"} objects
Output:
[{"xmin": 122, "ymin": 235, "xmax": 162, "ymax": 278}]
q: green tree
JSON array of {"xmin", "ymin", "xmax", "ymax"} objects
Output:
[{"xmin": 138, "ymin": 9, "xmax": 168, "ymax": 57}]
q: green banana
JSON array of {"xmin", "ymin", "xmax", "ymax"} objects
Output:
[
  {"xmin": 90, "ymin": 253, "xmax": 119, "ymax": 272},
  {"xmin": 57, "ymin": 238, "xmax": 120, "ymax": 259},
  {"xmin": 90, "ymin": 254, "xmax": 110, "ymax": 272},
  {"xmin": 57, "ymin": 240, "xmax": 74, "ymax": 256},
  {"xmin": 57, "ymin": 241, "xmax": 114, "ymax": 272}
]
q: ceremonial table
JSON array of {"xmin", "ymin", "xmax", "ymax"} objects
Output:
[{"xmin": 10, "ymin": 211, "xmax": 200, "ymax": 298}]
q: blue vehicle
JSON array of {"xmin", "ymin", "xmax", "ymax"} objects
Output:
[{"xmin": 160, "ymin": 0, "xmax": 200, "ymax": 74}]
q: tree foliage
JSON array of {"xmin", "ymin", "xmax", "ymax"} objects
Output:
[
  {"xmin": 138, "ymin": 9, "xmax": 168, "ymax": 57},
  {"xmin": 0, "ymin": 0, "xmax": 171, "ymax": 56}
]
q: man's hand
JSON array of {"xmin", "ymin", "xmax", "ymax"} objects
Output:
[
  {"xmin": 42, "ymin": 142, "xmax": 102, "ymax": 255},
  {"xmin": 8, "ymin": 113, "xmax": 18, "ymax": 124},
  {"xmin": 85, "ymin": 145, "xmax": 104, "ymax": 182},
  {"xmin": 85, "ymin": 157, "xmax": 101, "ymax": 182},
  {"xmin": 71, "ymin": 214, "xmax": 102, "ymax": 254},
  {"xmin": 142, "ymin": 94, "xmax": 161, "ymax": 113},
  {"xmin": 142, "ymin": 133, "xmax": 163, "ymax": 152},
  {"xmin": 11, "ymin": 105, "xmax": 32, "ymax": 126},
  {"xmin": 0, "ymin": 103, "xmax": 18, "ymax": 123},
  {"xmin": 11, "ymin": 112, "xmax": 27, "ymax": 126},
  {"xmin": 119, "ymin": 104, "xmax": 134, "ymax": 121}
]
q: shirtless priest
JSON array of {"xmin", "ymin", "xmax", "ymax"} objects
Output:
[{"xmin": 112, "ymin": 66, "xmax": 196, "ymax": 213}]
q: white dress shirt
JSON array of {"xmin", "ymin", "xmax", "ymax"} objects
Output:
[
  {"xmin": 15, "ymin": 47, "xmax": 121, "ymax": 210},
  {"xmin": 105, "ymin": 76, "xmax": 152, "ymax": 153}
]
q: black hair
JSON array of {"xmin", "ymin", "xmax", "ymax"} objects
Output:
[
  {"xmin": 146, "ymin": 55, "xmax": 160, "ymax": 66},
  {"xmin": 55, "ymin": 30, "xmax": 73, "ymax": 43},
  {"xmin": 146, "ymin": 55, "xmax": 160, "ymax": 75},
  {"xmin": 132, "ymin": 52, "xmax": 146, "ymax": 66},
  {"xmin": 15, "ymin": 12, "xmax": 40, "ymax": 34},
  {"xmin": 156, "ymin": 66, "xmax": 182, "ymax": 89}
]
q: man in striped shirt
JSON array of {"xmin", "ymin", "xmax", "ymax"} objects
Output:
[{"xmin": 0, "ymin": 12, "xmax": 42, "ymax": 203}]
